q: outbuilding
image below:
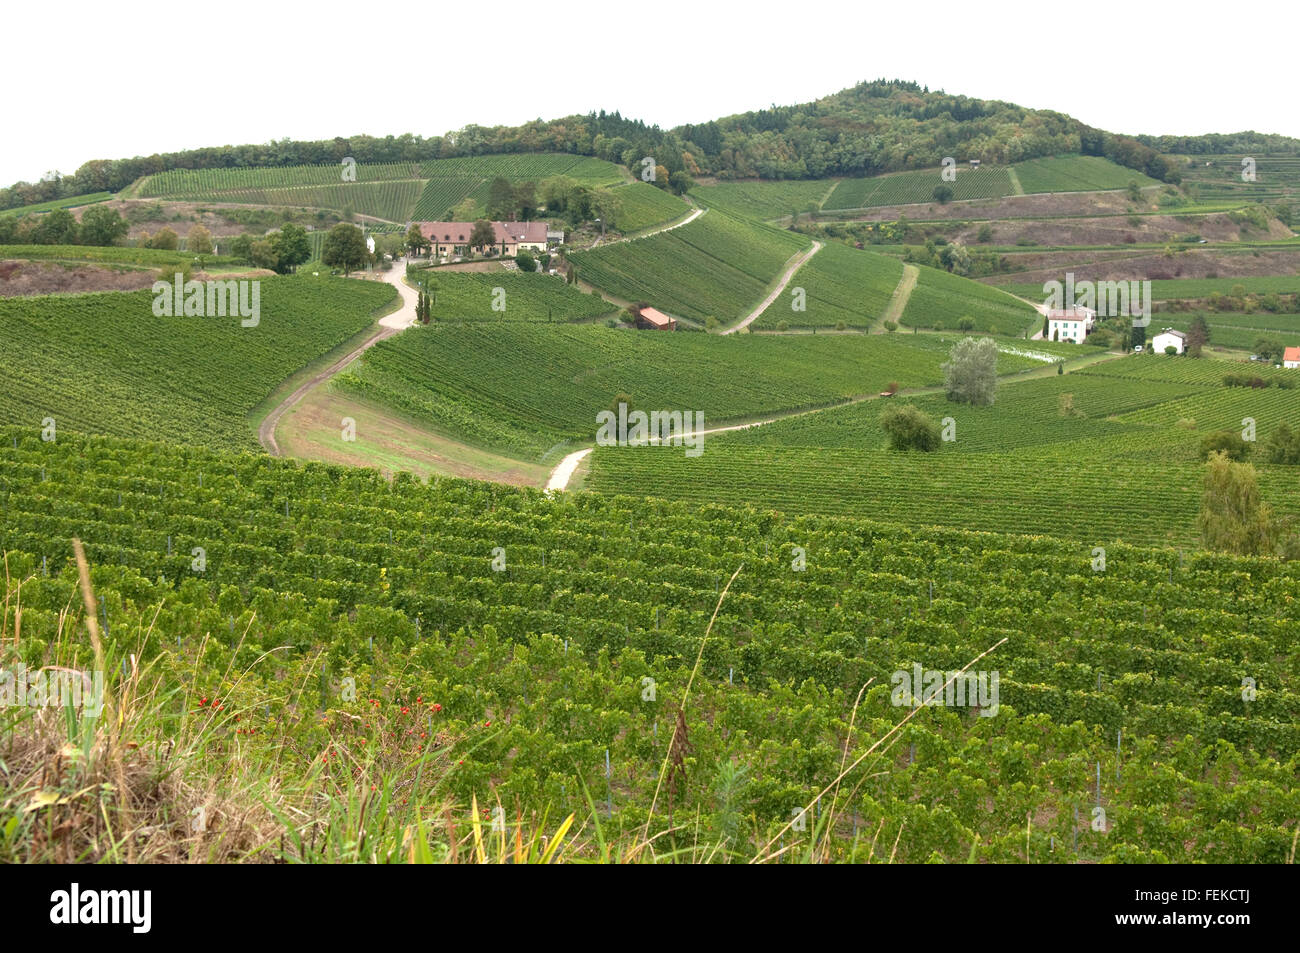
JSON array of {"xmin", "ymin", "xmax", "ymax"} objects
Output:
[{"xmin": 1152, "ymin": 328, "xmax": 1186, "ymax": 355}]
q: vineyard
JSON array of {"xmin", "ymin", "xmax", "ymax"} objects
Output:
[
  {"xmin": 411, "ymin": 177, "xmax": 487, "ymax": 220},
  {"xmin": 0, "ymin": 192, "xmax": 114, "ymax": 217},
  {"xmin": 604, "ymin": 182, "xmax": 690, "ymax": 233},
  {"xmin": 822, "ymin": 156, "xmax": 1161, "ymax": 210},
  {"xmin": 2, "ymin": 430, "xmax": 1297, "ymax": 863},
  {"xmin": 824, "ymin": 168, "xmax": 1013, "ymax": 210},
  {"xmin": 993, "ymin": 275, "xmax": 1300, "ymax": 301},
  {"xmin": 569, "ymin": 211, "xmax": 811, "ymax": 323},
  {"xmin": 1012, "ymin": 156, "xmax": 1161, "ymax": 193},
  {"xmin": 411, "ymin": 271, "xmax": 616, "ymax": 323},
  {"xmin": 585, "ymin": 352, "xmax": 1300, "ymax": 544},
  {"xmin": 333, "ymin": 326, "xmax": 990, "ymax": 459},
  {"xmin": 1176, "ymin": 154, "xmax": 1300, "ymax": 204},
  {"xmin": 0, "ymin": 276, "xmax": 396, "ymax": 450},
  {"xmin": 0, "ymin": 243, "xmax": 235, "ymax": 268},
  {"xmin": 131, "ymin": 154, "xmax": 628, "ymax": 223},
  {"xmin": 690, "ymin": 179, "xmax": 834, "ymax": 221},
  {"xmin": 901, "ymin": 264, "xmax": 1040, "ymax": 334},
  {"xmin": 753, "ymin": 241, "xmax": 902, "ymax": 329},
  {"xmin": 584, "ymin": 439, "xmax": 1300, "ymax": 547},
  {"xmin": 137, "ymin": 163, "xmax": 426, "ymax": 196}
]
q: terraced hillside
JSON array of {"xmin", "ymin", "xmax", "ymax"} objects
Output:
[
  {"xmin": 823, "ymin": 156, "xmax": 1161, "ymax": 211},
  {"xmin": 752, "ymin": 241, "xmax": 903, "ymax": 330},
  {"xmin": 3, "ymin": 430, "xmax": 1296, "ymax": 863},
  {"xmin": 133, "ymin": 154, "xmax": 628, "ymax": 223},
  {"xmin": 0, "ymin": 276, "xmax": 396, "ymax": 450},
  {"xmin": 569, "ymin": 210, "xmax": 811, "ymax": 323},
  {"xmin": 901, "ymin": 264, "xmax": 1040, "ymax": 334},
  {"xmin": 411, "ymin": 271, "xmax": 616, "ymax": 323},
  {"xmin": 585, "ymin": 354, "xmax": 1300, "ymax": 547},
  {"xmin": 333, "ymin": 326, "xmax": 1043, "ymax": 459}
]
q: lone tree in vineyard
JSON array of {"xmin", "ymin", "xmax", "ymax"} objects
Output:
[
  {"xmin": 880, "ymin": 403, "xmax": 941, "ymax": 451},
  {"xmin": 941, "ymin": 336, "xmax": 998, "ymax": 406},
  {"xmin": 1198, "ymin": 451, "xmax": 1275, "ymax": 556},
  {"xmin": 322, "ymin": 223, "xmax": 368, "ymax": 276}
]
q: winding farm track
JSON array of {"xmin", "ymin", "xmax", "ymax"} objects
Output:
[
  {"xmin": 543, "ymin": 348, "xmax": 1128, "ymax": 492},
  {"xmin": 721, "ymin": 240, "xmax": 823, "ymax": 335},
  {"xmin": 258, "ymin": 266, "xmax": 416, "ymax": 456},
  {"xmin": 876, "ymin": 263, "xmax": 919, "ymax": 331}
]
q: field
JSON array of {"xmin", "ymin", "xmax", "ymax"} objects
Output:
[
  {"xmin": 1176, "ymin": 154, "xmax": 1300, "ymax": 204},
  {"xmin": 604, "ymin": 182, "xmax": 689, "ymax": 233},
  {"xmin": 133, "ymin": 155, "xmax": 627, "ymax": 223},
  {"xmin": 753, "ymin": 241, "xmax": 903, "ymax": 329},
  {"xmin": 4, "ymin": 430, "xmax": 1297, "ymax": 863},
  {"xmin": 0, "ymin": 276, "xmax": 396, "ymax": 450},
  {"xmin": 0, "ymin": 243, "xmax": 236, "ymax": 268},
  {"xmin": 825, "ymin": 167, "xmax": 1012, "ymax": 210},
  {"xmin": 411, "ymin": 271, "xmax": 616, "ymax": 323},
  {"xmin": 0, "ymin": 192, "xmax": 114, "ymax": 217},
  {"xmin": 569, "ymin": 211, "xmax": 810, "ymax": 323},
  {"xmin": 411, "ymin": 155, "xmax": 627, "ymax": 220},
  {"xmin": 690, "ymin": 179, "xmax": 834, "ymax": 221},
  {"xmin": 333, "ymin": 326, "xmax": 1015, "ymax": 459},
  {"xmin": 411, "ymin": 177, "xmax": 486, "ymax": 220},
  {"xmin": 585, "ymin": 353, "xmax": 1300, "ymax": 546},
  {"xmin": 901, "ymin": 264, "xmax": 1040, "ymax": 334},
  {"xmin": 994, "ymin": 276, "xmax": 1300, "ymax": 301},
  {"xmin": 823, "ymin": 156, "xmax": 1161, "ymax": 211},
  {"xmin": 1012, "ymin": 156, "xmax": 1161, "ymax": 194}
]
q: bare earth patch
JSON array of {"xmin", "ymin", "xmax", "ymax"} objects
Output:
[
  {"xmin": 982, "ymin": 248, "xmax": 1300, "ymax": 287},
  {"xmin": 0, "ymin": 260, "xmax": 157, "ymax": 296},
  {"xmin": 276, "ymin": 386, "xmax": 549, "ymax": 487}
]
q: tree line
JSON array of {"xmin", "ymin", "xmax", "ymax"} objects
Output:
[{"xmin": 3, "ymin": 80, "xmax": 1187, "ymax": 214}]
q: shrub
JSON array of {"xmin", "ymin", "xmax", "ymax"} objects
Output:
[
  {"xmin": 1266, "ymin": 423, "xmax": 1300, "ymax": 465},
  {"xmin": 1200, "ymin": 430, "xmax": 1250, "ymax": 461},
  {"xmin": 880, "ymin": 403, "xmax": 941, "ymax": 452},
  {"xmin": 883, "ymin": 320, "xmax": 898, "ymax": 332}
]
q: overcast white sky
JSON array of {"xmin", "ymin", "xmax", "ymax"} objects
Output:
[{"xmin": 5, "ymin": 0, "xmax": 1297, "ymax": 185}]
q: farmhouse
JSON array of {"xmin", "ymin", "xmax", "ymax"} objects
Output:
[
  {"xmin": 1152, "ymin": 328, "xmax": 1186, "ymax": 355},
  {"xmin": 1046, "ymin": 308, "xmax": 1094, "ymax": 343},
  {"xmin": 631, "ymin": 305, "xmax": 678, "ymax": 331},
  {"xmin": 416, "ymin": 221, "xmax": 549, "ymax": 258},
  {"xmin": 1284, "ymin": 346, "xmax": 1300, "ymax": 369}
]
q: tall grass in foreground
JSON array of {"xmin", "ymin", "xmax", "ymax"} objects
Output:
[{"xmin": 1, "ymin": 542, "xmax": 1004, "ymax": 863}]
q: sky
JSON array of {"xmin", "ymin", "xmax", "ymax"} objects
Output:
[{"xmin": 4, "ymin": 0, "xmax": 1297, "ymax": 186}]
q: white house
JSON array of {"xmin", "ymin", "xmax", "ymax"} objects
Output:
[
  {"xmin": 1152, "ymin": 328, "xmax": 1186, "ymax": 355},
  {"xmin": 1046, "ymin": 308, "xmax": 1095, "ymax": 343},
  {"xmin": 1284, "ymin": 346, "xmax": 1300, "ymax": 369}
]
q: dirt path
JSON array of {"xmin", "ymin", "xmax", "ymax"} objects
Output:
[
  {"xmin": 258, "ymin": 265, "xmax": 417, "ymax": 455},
  {"xmin": 587, "ymin": 206, "xmax": 706, "ymax": 249},
  {"xmin": 543, "ymin": 348, "xmax": 1127, "ymax": 492},
  {"xmin": 721, "ymin": 240, "xmax": 823, "ymax": 335},
  {"xmin": 876, "ymin": 264, "xmax": 919, "ymax": 331}
]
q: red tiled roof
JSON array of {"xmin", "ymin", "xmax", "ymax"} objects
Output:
[
  {"xmin": 418, "ymin": 222, "xmax": 472, "ymax": 243},
  {"xmin": 638, "ymin": 307, "xmax": 675, "ymax": 328},
  {"xmin": 1284, "ymin": 346, "xmax": 1300, "ymax": 362},
  {"xmin": 416, "ymin": 221, "xmax": 547, "ymax": 244}
]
